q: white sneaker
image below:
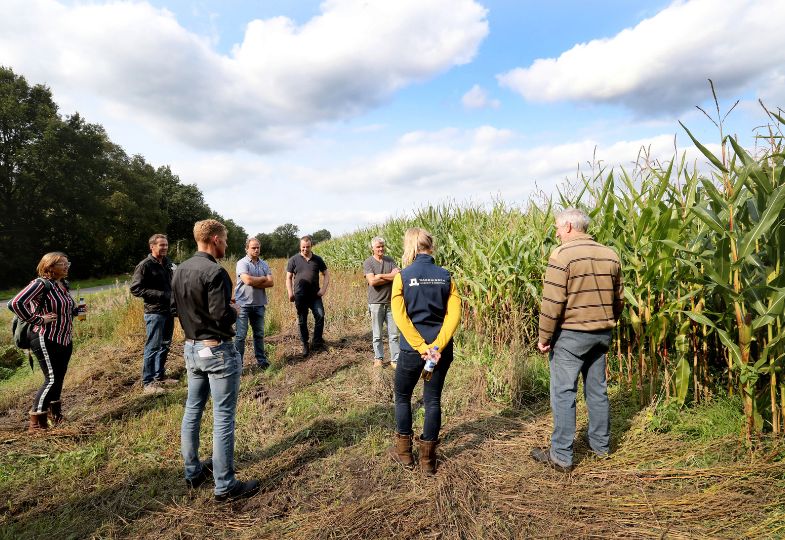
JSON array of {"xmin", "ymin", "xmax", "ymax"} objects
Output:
[{"xmin": 143, "ymin": 382, "xmax": 165, "ymax": 394}]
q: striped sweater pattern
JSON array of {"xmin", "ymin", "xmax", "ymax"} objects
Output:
[
  {"xmin": 538, "ymin": 233, "xmax": 624, "ymax": 345},
  {"xmin": 8, "ymin": 278, "xmax": 76, "ymax": 346}
]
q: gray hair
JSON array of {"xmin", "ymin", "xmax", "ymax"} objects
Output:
[
  {"xmin": 245, "ymin": 237, "xmax": 260, "ymax": 248},
  {"xmin": 148, "ymin": 233, "xmax": 167, "ymax": 245},
  {"xmin": 370, "ymin": 236, "xmax": 386, "ymax": 249},
  {"xmin": 555, "ymin": 208, "xmax": 590, "ymax": 232}
]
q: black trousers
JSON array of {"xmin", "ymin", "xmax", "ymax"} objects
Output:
[
  {"xmin": 393, "ymin": 345, "xmax": 453, "ymax": 441},
  {"xmin": 29, "ymin": 332, "xmax": 73, "ymax": 413}
]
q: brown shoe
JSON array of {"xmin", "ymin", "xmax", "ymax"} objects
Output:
[
  {"xmin": 416, "ymin": 436, "xmax": 438, "ymax": 475},
  {"xmin": 386, "ymin": 432, "xmax": 415, "ymax": 469},
  {"xmin": 157, "ymin": 378, "xmax": 180, "ymax": 387},
  {"xmin": 28, "ymin": 411, "xmax": 49, "ymax": 433},
  {"xmin": 48, "ymin": 400, "xmax": 64, "ymax": 426},
  {"xmin": 373, "ymin": 359, "xmax": 383, "ymax": 368}
]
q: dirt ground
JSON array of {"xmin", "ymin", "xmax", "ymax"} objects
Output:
[{"xmin": 1, "ymin": 316, "xmax": 784, "ymax": 539}]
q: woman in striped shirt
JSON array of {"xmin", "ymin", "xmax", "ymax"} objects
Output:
[{"xmin": 8, "ymin": 252, "xmax": 79, "ymax": 432}]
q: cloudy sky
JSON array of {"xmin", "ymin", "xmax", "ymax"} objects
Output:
[{"xmin": 2, "ymin": 0, "xmax": 784, "ymax": 237}]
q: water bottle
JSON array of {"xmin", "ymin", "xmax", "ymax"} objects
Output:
[
  {"xmin": 421, "ymin": 346, "xmax": 439, "ymax": 381},
  {"xmin": 77, "ymin": 297, "xmax": 86, "ymax": 321}
]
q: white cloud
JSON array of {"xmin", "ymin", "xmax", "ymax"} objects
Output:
[
  {"xmin": 462, "ymin": 84, "xmax": 500, "ymax": 109},
  {"xmin": 497, "ymin": 0, "xmax": 785, "ymax": 114},
  {"xmin": 165, "ymin": 123, "xmax": 722, "ymax": 236},
  {"xmin": 0, "ymin": 0, "xmax": 488, "ymax": 153}
]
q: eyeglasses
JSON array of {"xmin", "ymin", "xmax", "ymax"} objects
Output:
[{"xmin": 56, "ymin": 262, "xmax": 71, "ymax": 268}]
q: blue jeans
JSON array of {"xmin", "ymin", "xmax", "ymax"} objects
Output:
[
  {"xmin": 181, "ymin": 340, "xmax": 242, "ymax": 496},
  {"xmin": 394, "ymin": 346, "xmax": 453, "ymax": 441},
  {"xmin": 295, "ymin": 295, "xmax": 325, "ymax": 346},
  {"xmin": 234, "ymin": 305, "xmax": 268, "ymax": 366},
  {"xmin": 369, "ymin": 303, "xmax": 399, "ymax": 362},
  {"xmin": 142, "ymin": 313, "xmax": 174, "ymax": 385},
  {"xmin": 549, "ymin": 329, "xmax": 612, "ymax": 467}
]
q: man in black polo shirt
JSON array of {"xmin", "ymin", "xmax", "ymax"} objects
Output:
[
  {"xmin": 286, "ymin": 235, "xmax": 330, "ymax": 357},
  {"xmin": 172, "ymin": 219, "xmax": 259, "ymax": 502}
]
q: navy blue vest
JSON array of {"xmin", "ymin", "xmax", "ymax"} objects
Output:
[{"xmin": 399, "ymin": 254, "xmax": 452, "ymax": 352}]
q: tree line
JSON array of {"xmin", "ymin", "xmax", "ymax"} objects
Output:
[
  {"xmin": 0, "ymin": 66, "xmax": 248, "ymax": 288},
  {"xmin": 254, "ymin": 225, "xmax": 331, "ymax": 260},
  {"xmin": 0, "ymin": 66, "xmax": 334, "ymax": 289}
]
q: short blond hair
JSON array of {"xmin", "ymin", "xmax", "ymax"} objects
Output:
[
  {"xmin": 193, "ymin": 219, "xmax": 227, "ymax": 243},
  {"xmin": 36, "ymin": 252, "xmax": 68, "ymax": 279}
]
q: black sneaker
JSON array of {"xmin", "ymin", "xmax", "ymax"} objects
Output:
[
  {"xmin": 214, "ymin": 479, "xmax": 261, "ymax": 502},
  {"xmin": 530, "ymin": 447, "xmax": 573, "ymax": 473},
  {"xmin": 257, "ymin": 360, "xmax": 270, "ymax": 370},
  {"xmin": 301, "ymin": 343, "xmax": 310, "ymax": 358},
  {"xmin": 185, "ymin": 459, "xmax": 213, "ymax": 489}
]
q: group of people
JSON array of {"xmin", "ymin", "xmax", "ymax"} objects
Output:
[{"xmin": 8, "ymin": 207, "xmax": 623, "ymax": 501}]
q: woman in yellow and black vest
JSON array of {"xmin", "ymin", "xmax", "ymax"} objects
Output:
[{"xmin": 387, "ymin": 228, "xmax": 460, "ymax": 474}]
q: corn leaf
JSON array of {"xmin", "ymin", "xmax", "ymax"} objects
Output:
[
  {"xmin": 737, "ymin": 184, "xmax": 785, "ymax": 260},
  {"xmin": 674, "ymin": 356, "xmax": 691, "ymax": 406},
  {"xmin": 692, "ymin": 205, "xmax": 726, "ymax": 236},
  {"xmin": 680, "ymin": 121, "xmax": 728, "ymax": 173}
]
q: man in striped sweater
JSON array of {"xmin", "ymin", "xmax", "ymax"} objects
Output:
[{"xmin": 532, "ymin": 208, "xmax": 624, "ymax": 473}]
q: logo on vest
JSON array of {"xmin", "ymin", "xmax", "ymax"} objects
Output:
[{"xmin": 408, "ymin": 278, "xmax": 420, "ymax": 286}]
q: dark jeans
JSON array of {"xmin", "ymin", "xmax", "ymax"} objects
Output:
[
  {"xmin": 142, "ymin": 313, "xmax": 174, "ymax": 385},
  {"xmin": 394, "ymin": 345, "xmax": 453, "ymax": 441},
  {"xmin": 29, "ymin": 332, "xmax": 73, "ymax": 413},
  {"xmin": 295, "ymin": 295, "xmax": 325, "ymax": 346}
]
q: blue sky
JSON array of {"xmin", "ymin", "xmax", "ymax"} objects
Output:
[{"xmin": 3, "ymin": 0, "xmax": 783, "ymax": 237}]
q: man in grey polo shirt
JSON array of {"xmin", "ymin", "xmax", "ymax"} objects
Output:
[
  {"xmin": 363, "ymin": 236, "xmax": 400, "ymax": 368},
  {"xmin": 234, "ymin": 237, "xmax": 274, "ymax": 370}
]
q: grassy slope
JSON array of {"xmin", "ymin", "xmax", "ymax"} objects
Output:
[{"xmin": 1, "ymin": 262, "xmax": 784, "ymax": 539}]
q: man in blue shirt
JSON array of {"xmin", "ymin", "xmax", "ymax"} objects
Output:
[{"xmin": 234, "ymin": 237, "xmax": 274, "ymax": 370}]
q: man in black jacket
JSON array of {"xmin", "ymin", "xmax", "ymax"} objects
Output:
[{"xmin": 130, "ymin": 233, "xmax": 178, "ymax": 394}]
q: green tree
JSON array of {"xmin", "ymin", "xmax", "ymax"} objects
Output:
[
  {"xmin": 311, "ymin": 228, "xmax": 332, "ymax": 244},
  {"xmin": 0, "ymin": 66, "xmax": 60, "ymax": 284}
]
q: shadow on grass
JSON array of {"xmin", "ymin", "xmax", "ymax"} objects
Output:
[
  {"xmin": 440, "ymin": 405, "xmax": 549, "ymax": 460},
  {"xmin": 241, "ymin": 403, "xmax": 394, "ymax": 490},
  {"xmin": 278, "ymin": 330, "xmax": 369, "ymax": 367},
  {"xmin": 85, "ymin": 387, "xmax": 188, "ymax": 427},
  {"xmin": 2, "ymin": 464, "xmax": 185, "ymax": 539},
  {"xmin": 573, "ymin": 385, "xmax": 645, "ymax": 464}
]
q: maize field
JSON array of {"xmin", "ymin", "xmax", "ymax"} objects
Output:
[{"xmin": 316, "ymin": 104, "xmax": 785, "ymax": 442}]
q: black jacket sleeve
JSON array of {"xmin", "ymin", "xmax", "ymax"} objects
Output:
[{"xmin": 129, "ymin": 259, "xmax": 167, "ymax": 304}]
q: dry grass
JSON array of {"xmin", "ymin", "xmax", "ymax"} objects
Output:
[{"xmin": 1, "ymin": 267, "xmax": 784, "ymax": 539}]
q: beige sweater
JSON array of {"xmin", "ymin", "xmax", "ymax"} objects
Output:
[{"xmin": 538, "ymin": 233, "xmax": 624, "ymax": 345}]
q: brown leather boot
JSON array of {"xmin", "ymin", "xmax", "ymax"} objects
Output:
[
  {"xmin": 28, "ymin": 411, "xmax": 49, "ymax": 433},
  {"xmin": 48, "ymin": 400, "xmax": 64, "ymax": 426},
  {"xmin": 417, "ymin": 436, "xmax": 438, "ymax": 475},
  {"xmin": 386, "ymin": 433, "xmax": 415, "ymax": 469}
]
